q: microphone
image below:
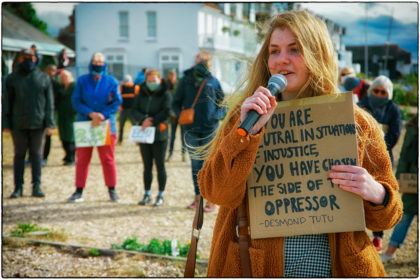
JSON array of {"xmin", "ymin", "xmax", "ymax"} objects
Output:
[{"xmin": 237, "ymin": 74, "xmax": 287, "ymax": 136}]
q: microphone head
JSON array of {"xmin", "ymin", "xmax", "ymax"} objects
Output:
[{"xmin": 268, "ymin": 74, "xmax": 287, "ymax": 93}]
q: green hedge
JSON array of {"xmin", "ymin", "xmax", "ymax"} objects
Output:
[{"xmin": 393, "ymin": 84, "xmax": 418, "ymax": 106}]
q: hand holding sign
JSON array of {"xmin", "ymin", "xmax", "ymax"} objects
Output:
[
  {"xmin": 89, "ymin": 112, "xmax": 105, "ymax": 127},
  {"xmin": 329, "ymin": 165, "xmax": 387, "ymax": 205},
  {"xmin": 142, "ymin": 117, "xmax": 154, "ymax": 131}
]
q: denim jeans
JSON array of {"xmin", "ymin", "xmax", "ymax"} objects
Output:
[
  {"xmin": 168, "ymin": 122, "xmax": 186, "ymax": 155},
  {"xmin": 184, "ymin": 129, "xmax": 215, "ymax": 195},
  {"xmin": 389, "ymin": 212, "xmax": 416, "ymax": 248}
]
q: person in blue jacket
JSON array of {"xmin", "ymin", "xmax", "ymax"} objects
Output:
[
  {"xmin": 172, "ymin": 50, "xmax": 225, "ymax": 212},
  {"xmin": 68, "ymin": 52, "xmax": 122, "ymax": 203},
  {"xmin": 357, "ymin": 75, "xmax": 402, "ymax": 252}
]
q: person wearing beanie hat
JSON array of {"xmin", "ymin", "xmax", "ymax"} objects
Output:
[
  {"xmin": 358, "ymin": 75, "xmax": 401, "ymax": 165},
  {"xmin": 118, "ymin": 74, "xmax": 140, "ymax": 143},
  {"xmin": 368, "ymin": 75, "xmax": 394, "ymax": 100},
  {"xmin": 357, "ymin": 75, "xmax": 402, "ymax": 253},
  {"xmin": 123, "ymin": 74, "xmax": 133, "ymax": 83}
]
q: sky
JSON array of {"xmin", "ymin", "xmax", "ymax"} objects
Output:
[{"xmin": 32, "ymin": 1, "xmax": 419, "ymax": 61}]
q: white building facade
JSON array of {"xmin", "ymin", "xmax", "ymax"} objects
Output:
[
  {"xmin": 75, "ymin": 3, "xmax": 260, "ymax": 93},
  {"xmin": 75, "ymin": 3, "xmax": 350, "ymax": 93}
]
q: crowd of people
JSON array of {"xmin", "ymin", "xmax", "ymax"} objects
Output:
[
  {"xmin": 2, "ymin": 10, "xmax": 417, "ymax": 277},
  {"xmin": 3, "ymin": 47, "xmax": 225, "ymax": 213}
]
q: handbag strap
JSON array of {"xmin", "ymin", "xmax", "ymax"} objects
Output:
[
  {"xmin": 184, "ymin": 196, "xmax": 204, "ymax": 277},
  {"xmin": 237, "ymin": 196, "xmax": 252, "ymax": 277},
  {"xmin": 191, "ymin": 79, "xmax": 207, "ymax": 109}
]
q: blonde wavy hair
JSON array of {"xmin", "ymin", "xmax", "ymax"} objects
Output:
[{"xmin": 200, "ymin": 10, "xmax": 373, "ymax": 160}]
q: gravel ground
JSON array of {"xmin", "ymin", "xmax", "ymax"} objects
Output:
[{"xmin": 2, "ymin": 125, "xmax": 418, "ymax": 277}]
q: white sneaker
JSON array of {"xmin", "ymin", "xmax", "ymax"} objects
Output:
[{"xmin": 380, "ymin": 254, "xmax": 395, "ymax": 263}]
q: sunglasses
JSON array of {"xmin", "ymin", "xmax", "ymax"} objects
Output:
[
  {"xmin": 372, "ymin": 89, "xmax": 387, "ymax": 96},
  {"xmin": 341, "ymin": 72, "xmax": 353, "ymax": 76}
]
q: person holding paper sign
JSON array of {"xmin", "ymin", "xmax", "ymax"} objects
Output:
[
  {"xmin": 131, "ymin": 69, "xmax": 172, "ymax": 207},
  {"xmin": 68, "ymin": 52, "xmax": 122, "ymax": 203},
  {"xmin": 357, "ymin": 75, "xmax": 402, "ymax": 252},
  {"xmin": 381, "ymin": 114, "xmax": 418, "ymax": 263},
  {"xmin": 197, "ymin": 11, "xmax": 402, "ymax": 277}
]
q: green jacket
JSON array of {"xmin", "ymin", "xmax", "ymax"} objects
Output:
[
  {"xmin": 4, "ymin": 66, "xmax": 55, "ymax": 130},
  {"xmin": 130, "ymin": 81, "xmax": 172, "ymax": 142},
  {"xmin": 57, "ymin": 82, "xmax": 77, "ymax": 142},
  {"xmin": 395, "ymin": 123, "xmax": 418, "ymax": 215}
]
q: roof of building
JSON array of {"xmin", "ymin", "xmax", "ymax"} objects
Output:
[
  {"xmin": 346, "ymin": 44, "xmax": 411, "ymax": 63},
  {"xmin": 2, "ymin": 9, "xmax": 75, "ymax": 57}
]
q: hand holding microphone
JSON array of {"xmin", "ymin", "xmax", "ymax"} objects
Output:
[{"xmin": 238, "ymin": 74, "xmax": 287, "ymax": 136}]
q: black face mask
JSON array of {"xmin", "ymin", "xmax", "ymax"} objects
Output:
[
  {"xmin": 91, "ymin": 64, "xmax": 105, "ymax": 75},
  {"xmin": 193, "ymin": 61, "xmax": 209, "ymax": 78},
  {"xmin": 21, "ymin": 59, "xmax": 36, "ymax": 72}
]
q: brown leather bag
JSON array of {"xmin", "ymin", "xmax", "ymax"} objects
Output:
[
  {"xmin": 184, "ymin": 196, "xmax": 252, "ymax": 277},
  {"xmin": 178, "ymin": 79, "xmax": 207, "ymax": 125},
  {"xmin": 184, "ymin": 196, "xmax": 204, "ymax": 277}
]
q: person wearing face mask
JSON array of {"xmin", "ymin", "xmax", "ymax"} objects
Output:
[
  {"xmin": 131, "ymin": 69, "xmax": 172, "ymax": 207},
  {"xmin": 68, "ymin": 52, "xmax": 122, "ymax": 203},
  {"xmin": 338, "ymin": 66, "xmax": 359, "ymax": 103},
  {"xmin": 357, "ymin": 75, "xmax": 402, "ymax": 252},
  {"xmin": 3, "ymin": 48, "xmax": 55, "ymax": 198},
  {"xmin": 196, "ymin": 11, "xmax": 402, "ymax": 277},
  {"xmin": 343, "ymin": 74, "xmax": 370, "ymax": 102},
  {"xmin": 172, "ymin": 50, "xmax": 225, "ymax": 213}
]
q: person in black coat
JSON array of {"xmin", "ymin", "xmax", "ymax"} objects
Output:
[
  {"xmin": 3, "ymin": 48, "xmax": 55, "ymax": 198},
  {"xmin": 131, "ymin": 69, "xmax": 172, "ymax": 206},
  {"xmin": 357, "ymin": 75, "xmax": 402, "ymax": 252}
]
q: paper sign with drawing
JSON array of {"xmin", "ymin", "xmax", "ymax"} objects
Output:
[
  {"xmin": 74, "ymin": 120, "xmax": 111, "ymax": 147},
  {"xmin": 247, "ymin": 91, "xmax": 365, "ymax": 239}
]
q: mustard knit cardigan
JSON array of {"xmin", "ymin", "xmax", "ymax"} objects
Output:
[{"xmin": 198, "ymin": 109, "xmax": 402, "ymax": 277}]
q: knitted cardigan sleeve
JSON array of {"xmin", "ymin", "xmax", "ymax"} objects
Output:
[
  {"xmin": 198, "ymin": 113, "xmax": 264, "ymax": 209},
  {"xmin": 356, "ymin": 110, "xmax": 403, "ymax": 231}
]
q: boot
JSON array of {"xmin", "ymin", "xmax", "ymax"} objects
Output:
[
  {"xmin": 32, "ymin": 184, "xmax": 45, "ymax": 197},
  {"xmin": 166, "ymin": 153, "xmax": 173, "ymax": 162},
  {"xmin": 138, "ymin": 194, "xmax": 151, "ymax": 205},
  {"xmin": 153, "ymin": 196, "xmax": 164, "ymax": 207},
  {"xmin": 10, "ymin": 185, "xmax": 23, "ymax": 198},
  {"xmin": 186, "ymin": 195, "xmax": 200, "ymax": 210}
]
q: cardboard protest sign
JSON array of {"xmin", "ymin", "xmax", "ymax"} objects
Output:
[
  {"xmin": 247, "ymin": 91, "xmax": 365, "ymax": 239},
  {"xmin": 399, "ymin": 173, "xmax": 418, "ymax": 193},
  {"xmin": 74, "ymin": 120, "xmax": 111, "ymax": 147},
  {"xmin": 129, "ymin": 126, "xmax": 156, "ymax": 144}
]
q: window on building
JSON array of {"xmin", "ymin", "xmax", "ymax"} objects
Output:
[
  {"xmin": 159, "ymin": 51, "xmax": 182, "ymax": 79},
  {"xmin": 206, "ymin": 14, "xmax": 213, "ymax": 34},
  {"xmin": 119, "ymin": 11, "xmax": 129, "ymax": 39},
  {"xmin": 147, "ymin": 11, "xmax": 157, "ymax": 38},
  {"xmin": 106, "ymin": 54, "xmax": 125, "ymax": 81}
]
